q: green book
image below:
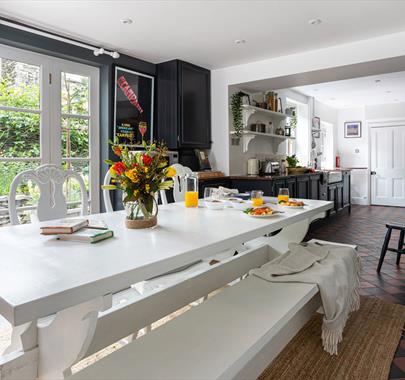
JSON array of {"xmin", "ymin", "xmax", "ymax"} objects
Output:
[{"xmin": 56, "ymin": 228, "xmax": 114, "ymax": 243}]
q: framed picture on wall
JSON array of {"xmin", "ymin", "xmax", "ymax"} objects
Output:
[
  {"xmin": 344, "ymin": 121, "xmax": 362, "ymax": 138},
  {"xmin": 114, "ymin": 66, "xmax": 154, "ymax": 146}
]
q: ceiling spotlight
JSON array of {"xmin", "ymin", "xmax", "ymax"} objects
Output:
[
  {"xmin": 374, "ymin": 79, "xmax": 381, "ymax": 83},
  {"xmin": 308, "ymin": 19, "xmax": 322, "ymax": 26},
  {"xmin": 121, "ymin": 18, "xmax": 133, "ymax": 24},
  {"xmin": 234, "ymin": 39, "xmax": 246, "ymax": 45}
]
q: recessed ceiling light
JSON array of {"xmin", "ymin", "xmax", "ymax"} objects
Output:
[
  {"xmin": 308, "ymin": 19, "xmax": 322, "ymax": 26},
  {"xmin": 121, "ymin": 18, "xmax": 133, "ymax": 24},
  {"xmin": 375, "ymin": 79, "xmax": 381, "ymax": 83},
  {"xmin": 234, "ymin": 39, "xmax": 246, "ymax": 45}
]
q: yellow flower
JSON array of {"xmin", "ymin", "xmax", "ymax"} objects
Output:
[
  {"xmin": 109, "ymin": 166, "xmax": 117, "ymax": 177},
  {"xmin": 125, "ymin": 169, "xmax": 139, "ymax": 183},
  {"xmin": 166, "ymin": 166, "xmax": 176, "ymax": 178},
  {"xmin": 145, "ymin": 184, "xmax": 150, "ymax": 192}
]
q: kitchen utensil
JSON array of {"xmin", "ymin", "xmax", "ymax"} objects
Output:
[{"xmin": 247, "ymin": 159, "xmax": 260, "ymax": 175}]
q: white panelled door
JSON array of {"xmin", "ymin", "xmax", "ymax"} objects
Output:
[{"xmin": 370, "ymin": 125, "xmax": 405, "ymax": 206}]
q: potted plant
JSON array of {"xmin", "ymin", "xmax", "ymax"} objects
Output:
[
  {"xmin": 103, "ymin": 126, "xmax": 176, "ymax": 229},
  {"xmin": 286, "ymin": 154, "xmax": 309, "ymax": 175},
  {"xmin": 230, "ymin": 91, "xmax": 247, "ymax": 145}
]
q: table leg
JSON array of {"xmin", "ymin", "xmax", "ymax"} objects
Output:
[{"xmin": 37, "ymin": 294, "xmax": 112, "ymax": 380}]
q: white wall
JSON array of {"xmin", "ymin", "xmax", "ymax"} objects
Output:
[{"xmin": 210, "ymin": 29, "xmax": 405, "ymax": 174}]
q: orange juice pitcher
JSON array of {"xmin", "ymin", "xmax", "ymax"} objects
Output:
[{"xmin": 185, "ymin": 173, "xmax": 199, "ymax": 208}]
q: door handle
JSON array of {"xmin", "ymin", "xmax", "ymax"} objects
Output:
[{"xmin": 370, "ymin": 171, "xmax": 376, "ymax": 175}]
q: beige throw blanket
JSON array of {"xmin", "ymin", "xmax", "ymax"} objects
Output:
[{"xmin": 251, "ymin": 242, "xmax": 361, "ymax": 355}]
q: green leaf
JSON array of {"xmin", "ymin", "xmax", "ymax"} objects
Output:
[{"xmin": 101, "ymin": 185, "xmax": 117, "ymax": 190}]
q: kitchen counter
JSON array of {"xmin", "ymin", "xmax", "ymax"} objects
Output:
[{"xmin": 199, "ymin": 172, "xmax": 322, "ymax": 182}]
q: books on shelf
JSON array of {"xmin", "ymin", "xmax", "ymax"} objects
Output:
[
  {"xmin": 40, "ymin": 218, "xmax": 89, "ymax": 235},
  {"xmin": 57, "ymin": 228, "xmax": 114, "ymax": 244}
]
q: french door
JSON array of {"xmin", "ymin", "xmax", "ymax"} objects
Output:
[
  {"xmin": 370, "ymin": 124, "xmax": 405, "ymax": 206},
  {"xmin": 0, "ymin": 44, "xmax": 99, "ymax": 224}
]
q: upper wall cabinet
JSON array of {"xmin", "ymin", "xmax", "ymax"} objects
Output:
[{"xmin": 157, "ymin": 60, "xmax": 211, "ymax": 149}]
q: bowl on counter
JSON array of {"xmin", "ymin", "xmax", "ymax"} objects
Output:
[{"xmin": 204, "ymin": 200, "xmax": 225, "ymax": 210}]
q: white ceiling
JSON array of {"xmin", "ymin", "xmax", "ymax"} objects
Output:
[
  {"xmin": 293, "ymin": 71, "xmax": 405, "ymax": 108},
  {"xmin": 1, "ymin": 1, "xmax": 405, "ymax": 69}
]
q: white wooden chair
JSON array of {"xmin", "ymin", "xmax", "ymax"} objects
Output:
[{"xmin": 8, "ymin": 164, "xmax": 88, "ymax": 225}]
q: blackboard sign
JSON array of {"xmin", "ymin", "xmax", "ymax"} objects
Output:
[{"xmin": 114, "ymin": 67, "xmax": 154, "ymax": 146}]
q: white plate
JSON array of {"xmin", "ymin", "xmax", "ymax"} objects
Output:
[
  {"xmin": 278, "ymin": 204, "xmax": 305, "ymax": 209},
  {"xmin": 245, "ymin": 210, "xmax": 283, "ymax": 218}
]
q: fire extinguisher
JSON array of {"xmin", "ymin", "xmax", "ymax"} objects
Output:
[{"xmin": 336, "ymin": 155, "xmax": 340, "ymax": 168}]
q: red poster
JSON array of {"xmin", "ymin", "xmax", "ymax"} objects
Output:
[{"xmin": 117, "ymin": 75, "xmax": 144, "ymax": 114}]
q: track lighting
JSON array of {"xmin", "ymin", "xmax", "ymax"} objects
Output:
[{"xmin": 93, "ymin": 48, "xmax": 120, "ymax": 59}]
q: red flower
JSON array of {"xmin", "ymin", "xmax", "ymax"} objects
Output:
[
  {"xmin": 112, "ymin": 146, "xmax": 122, "ymax": 156},
  {"xmin": 142, "ymin": 154, "xmax": 152, "ymax": 166},
  {"xmin": 111, "ymin": 161, "xmax": 126, "ymax": 176}
]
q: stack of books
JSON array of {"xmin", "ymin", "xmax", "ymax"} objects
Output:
[{"xmin": 40, "ymin": 218, "xmax": 113, "ymax": 243}]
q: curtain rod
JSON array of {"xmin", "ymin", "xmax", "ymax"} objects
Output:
[{"xmin": 0, "ymin": 16, "xmax": 120, "ymax": 59}]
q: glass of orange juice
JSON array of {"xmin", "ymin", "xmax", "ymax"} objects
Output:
[
  {"xmin": 251, "ymin": 190, "xmax": 264, "ymax": 207},
  {"xmin": 278, "ymin": 188, "xmax": 290, "ymax": 203},
  {"xmin": 185, "ymin": 173, "xmax": 199, "ymax": 207}
]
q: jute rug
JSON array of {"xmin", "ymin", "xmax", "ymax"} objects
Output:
[{"xmin": 259, "ymin": 296, "xmax": 405, "ymax": 380}]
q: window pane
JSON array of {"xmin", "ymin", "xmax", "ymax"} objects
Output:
[
  {"xmin": 0, "ymin": 161, "xmax": 40, "ymax": 226},
  {"xmin": 61, "ymin": 72, "xmax": 89, "ymax": 115},
  {"xmin": 0, "ymin": 58, "xmax": 40, "ymax": 109},
  {"xmin": 62, "ymin": 117, "xmax": 89, "ymax": 158},
  {"xmin": 0, "ymin": 111, "xmax": 40, "ymax": 158},
  {"xmin": 62, "ymin": 161, "xmax": 89, "ymax": 211}
]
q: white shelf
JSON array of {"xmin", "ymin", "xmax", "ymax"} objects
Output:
[
  {"xmin": 230, "ymin": 130, "xmax": 295, "ymax": 152},
  {"xmin": 241, "ymin": 104, "xmax": 288, "ymax": 120}
]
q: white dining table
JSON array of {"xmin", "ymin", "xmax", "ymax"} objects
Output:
[{"xmin": 0, "ymin": 199, "xmax": 332, "ymax": 380}]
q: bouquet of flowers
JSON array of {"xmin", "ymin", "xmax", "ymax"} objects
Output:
[{"xmin": 103, "ymin": 128, "xmax": 176, "ymax": 226}]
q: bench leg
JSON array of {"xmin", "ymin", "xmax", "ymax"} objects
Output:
[
  {"xmin": 397, "ymin": 230, "xmax": 404, "ymax": 266},
  {"xmin": 377, "ymin": 228, "xmax": 392, "ymax": 273}
]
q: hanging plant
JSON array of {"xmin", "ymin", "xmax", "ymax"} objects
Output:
[{"xmin": 230, "ymin": 91, "xmax": 245, "ymax": 138}]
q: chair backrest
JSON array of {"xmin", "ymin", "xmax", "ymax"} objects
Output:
[
  {"xmin": 8, "ymin": 164, "xmax": 88, "ymax": 225},
  {"xmin": 171, "ymin": 163, "xmax": 193, "ymax": 202},
  {"xmin": 103, "ymin": 170, "xmax": 168, "ymax": 210}
]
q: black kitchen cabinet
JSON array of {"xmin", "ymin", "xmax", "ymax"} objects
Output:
[
  {"xmin": 336, "ymin": 182, "xmax": 344, "ymax": 211},
  {"xmin": 328, "ymin": 184, "xmax": 337, "ymax": 215},
  {"xmin": 342, "ymin": 170, "xmax": 351, "ymax": 211},
  {"xmin": 296, "ymin": 175, "xmax": 310, "ymax": 199},
  {"xmin": 157, "ymin": 60, "xmax": 211, "ymax": 150},
  {"xmin": 231, "ymin": 180, "xmax": 273, "ymax": 196},
  {"xmin": 285, "ymin": 177, "xmax": 297, "ymax": 198},
  {"xmin": 272, "ymin": 179, "xmax": 286, "ymax": 197},
  {"xmin": 199, "ymin": 178, "xmax": 230, "ymax": 198},
  {"xmin": 309, "ymin": 174, "xmax": 321, "ymax": 200}
]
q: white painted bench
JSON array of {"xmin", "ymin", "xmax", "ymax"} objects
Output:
[
  {"xmin": 70, "ymin": 277, "xmax": 320, "ymax": 380},
  {"xmin": 69, "ymin": 239, "xmax": 357, "ymax": 380}
]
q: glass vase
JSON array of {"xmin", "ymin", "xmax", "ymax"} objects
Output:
[{"xmin": 123, "ymin": 194, "xmax": 158, "ymax": 229}]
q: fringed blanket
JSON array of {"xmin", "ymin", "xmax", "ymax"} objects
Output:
[{"xmin": 250, "ymin": 242, "xmax": 361, "ymax": 355}]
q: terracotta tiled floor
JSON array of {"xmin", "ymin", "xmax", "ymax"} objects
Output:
[{"xmin": 305, "ymin": 205, "xmax": 405, "ymax": 380}]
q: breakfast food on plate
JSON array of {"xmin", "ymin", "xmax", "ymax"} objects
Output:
[
  {"xmin": 244, "ymin": 206, "xmax": 274, "ymax": 216},
  {"xmin": 278, "ymin": 199, "xmax": 305, "ymax": 207}
]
